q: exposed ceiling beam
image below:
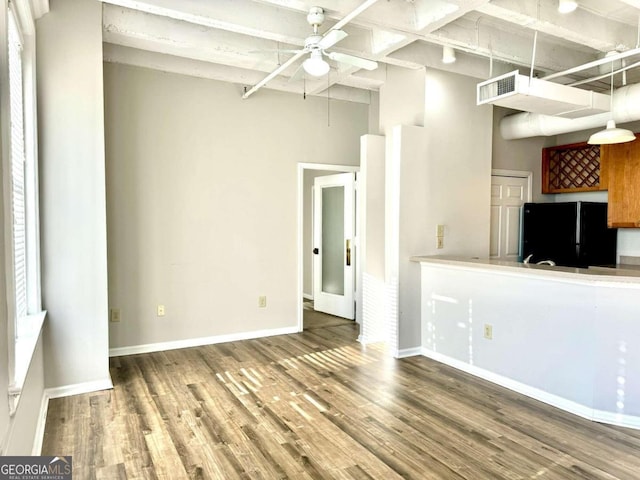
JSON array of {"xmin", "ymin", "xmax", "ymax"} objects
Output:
[
  {"xmin": 103, "ymin": 43, "xmax": 372, "ymax": 103},
  {"xmin": 99, "ymin": 0, "xmax": 640, "ymax": 102},
  {"xmin": 476, "ymin": 0, "xmax": 638, "ymax": 52},
  {"xmin": 619, "ymin": 0, "xmax": 640, "ymax": 9},
  {"xmin": 103, "ymin": 6, "xmax": 285, "ymax": 72},
  {"xmin": 386, "ymin": 40, "xmax": 516, "ymax": 80},
  {"xmin": 103, "ymin": 4, "xmax": 381, "ymax": 94},
  {"xmin": 100, "ymin": 0, "xmax": 314, "ymax": 47},
  {"xmin": 307, "ymin": 0, "xmax": 492, "ymax": 95},
  {"xmin": 422, "ymin": 13, "xmax": 598, "ymax": 75}
]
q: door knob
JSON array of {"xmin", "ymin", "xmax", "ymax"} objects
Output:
[{"xmin": 313, "ymin": 248, "xmax": 319, "ymax": 254}]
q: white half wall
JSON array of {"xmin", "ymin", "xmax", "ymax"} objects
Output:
[
  {"xmin": 419, "ymin": 260, "xmax": 640, "ymax": 429},
  {"xmin": 37, "ymin": 0, "xmax": 111, "ymax": 389},
  {"xmin": 104, "ymin": 63, "xmax": 368, "ymax": 349}
]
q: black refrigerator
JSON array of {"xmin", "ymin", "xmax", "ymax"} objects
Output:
[{"xmin": 521, "ymin": 202, "xmax": 617, "ymax": 268}]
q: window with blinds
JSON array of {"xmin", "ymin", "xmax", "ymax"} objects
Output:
[{"xmin": 8, "ymin": 12, "xmax": 27, "ymax": 321}]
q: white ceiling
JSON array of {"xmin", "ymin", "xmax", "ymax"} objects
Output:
[{"xmin": 100, "ymin": 0, "xmax": 640, "ymax": 104}]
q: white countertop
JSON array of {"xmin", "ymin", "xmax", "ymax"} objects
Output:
[{"xmin": 410, "ymin": 255, "xmax": 640, "ymax": 285}]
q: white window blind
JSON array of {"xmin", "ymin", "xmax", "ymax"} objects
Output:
[{"xmin": 8, "ymin": 12, "xmax": 27, "ymax": 320}]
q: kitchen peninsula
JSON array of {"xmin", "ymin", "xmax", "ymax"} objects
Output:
[{"xmin": 411, "ymin": 255, "xmax": 640, "ymax": 429}]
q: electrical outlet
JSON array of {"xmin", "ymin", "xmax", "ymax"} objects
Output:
[
  {"xmin": 258, "ymin": 296, "xmax": 267, "ymax": 308},
  {"xmin": 484, "ymin": 324, "xmax": 493, "ymax": 340},
  {"xmin": 110, "ymin": 308, "xmax": 121, "ymax": 323},
  {"xmin": 436, "ymin": 236, "xmax": 444, "ymax": 249},
  {"xmin": 157, "ymin": 304, "xmax": 166, "ymax": 316}
]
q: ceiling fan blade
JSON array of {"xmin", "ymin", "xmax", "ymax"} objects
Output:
[
  {"xmin": 318, "ymin": 29, "xmax": 348, "ymax": 49},
  {"xmin": 243, "ymin": 50, "xmax": 307, "ymax": 99},
  {"xmin": 327, "ymin": 52, "xmax": 378, "ymax": 71},
  {"xmin": 250, "ymin": 49, "xmax": 303, "ymax": 55},
  {"xmin": 288, "ymin": 63, "xmax": 306, "ymax": 83}
]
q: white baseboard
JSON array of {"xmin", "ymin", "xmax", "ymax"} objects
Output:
[
  {"xmin": 32, "ymin": 378, "xmax": 113, "ymax": 455},
  {"xmin": 395, "ymin": 347, "xmax": 422, "ymax": 359},
  {"xmin": 357, "ymin": 334, "xmax": 387, "ymax": 345},
  {"xmin": 421, "ymin": 348, "xmax": 640, "ymax": 430},
  {"xmin": 109, "ymin": 326, "xmax": 299, "ymax": 357},
  {"xmin": 592, "ymin": 409, "xmax": 640, "ymax": 430},
  {"xmin": 303, "ymin": 293, "xmax": 313, "ymax": 301},
  {"xmin": 45, "ymin": 378, "xmax": 114, "ymax": 400},
  {"xmin": 31, "ymin": 393, "xmax": 49, "ymax": 455}
]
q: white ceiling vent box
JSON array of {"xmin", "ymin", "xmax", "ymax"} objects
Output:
[{"xmin": 477, "ymin": 70, "xmax": 610, "ymax": 119}]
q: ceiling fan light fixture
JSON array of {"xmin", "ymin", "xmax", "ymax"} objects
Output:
[
  {"xmin": 442, "ymin": 46, "xmax": 456, "ymax": 64},
  {"xmin": 558, "ymin": 0, "xmax": 578, "ymax": 13},
  {"xmin": 303, "ymin": 51, "xmax": 330, "ymax": 77},
  {"xmin": 588, "ymin": 120, "xmax": 636, "ymax": 145}
]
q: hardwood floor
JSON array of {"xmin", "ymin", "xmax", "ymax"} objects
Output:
[
  {"xmin": 42, "ymin": 323, "xmax": 640, "ymax": 479},
  {"xmin": 303, "ymin": 301, "xmax": 354, "ymax": 330}
]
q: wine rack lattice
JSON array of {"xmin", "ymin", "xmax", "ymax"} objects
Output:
[{"xmin": 542, "ymin": 143, "xmax": 603, "ymax": 193}]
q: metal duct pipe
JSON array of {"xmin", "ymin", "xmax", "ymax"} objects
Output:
[{"xmin": 500, "ymin": 83, "xmax": 640, "ymax": 140}]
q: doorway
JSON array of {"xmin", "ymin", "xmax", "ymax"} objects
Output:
[
  {"xmin": 297, "ymin": 164, "xmax": 359, "ymax": 332},
  {"xmin": 490, "ymin": 169, "xmax": 532, "ymax": 261}
]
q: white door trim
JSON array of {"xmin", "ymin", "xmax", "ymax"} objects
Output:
[
  {"xmin": 297, "ymin": 163, "xmax": 359, "ymax": 333},
  {"xmin": 491, "ymin": 169, "xmax": 533, "ymax": 202}
]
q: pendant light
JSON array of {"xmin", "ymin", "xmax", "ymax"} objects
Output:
[{"xmin": 587, "ymin": 68, "xmax": 635, "ymax": 145}]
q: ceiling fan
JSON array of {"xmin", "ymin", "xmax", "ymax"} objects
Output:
[
  {"xmin": 288, "ymin": 6, "xmax": 378, "ymax": 79},
  {"xmin": 243, "ymin": 2, "xmax": 380, "ymax": 99}
]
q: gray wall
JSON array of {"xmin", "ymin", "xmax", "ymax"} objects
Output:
[
  {"xmin": 492, "ymin": 107, "xmax": 555, "ymax": 203},
  {"xmin": 104, "ymin": 63, "xmax": 367, "ymax": 349},
  {"xmin": 37, "ymin": 0, "xmax": 111, "ymax": 389}
]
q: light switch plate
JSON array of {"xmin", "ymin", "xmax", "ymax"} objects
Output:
[
  {"xmin": 484, "ymin": 324, "xmax": 493, "ymax": 340},
  {"xmin": 436, "ymin": 224, "xmax": 445, "ymax": 237},
  {"xmin": 110, "ymin": 308, "xmax": 121, "ymax": 323}
]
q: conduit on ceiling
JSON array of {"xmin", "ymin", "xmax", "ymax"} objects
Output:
[{"xmin": 500, "ymin": 83, "xmax": 640, "ymax": 140}]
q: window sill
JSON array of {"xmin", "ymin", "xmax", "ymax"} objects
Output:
[{"xmin": 9, "ymin": 311, "xmax": 46, "ymax": 416}]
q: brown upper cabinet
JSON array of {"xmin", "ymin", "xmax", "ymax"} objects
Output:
[{"xmin": 601, "ymin": 134, "xmax": 640, "ymax": 228}]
